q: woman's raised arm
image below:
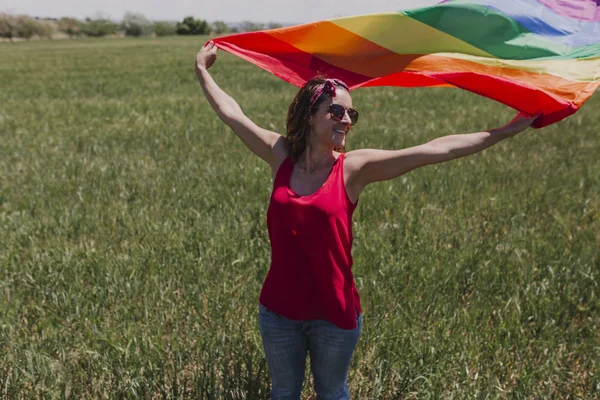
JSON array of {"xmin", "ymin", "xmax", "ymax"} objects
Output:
[
  {"xmin": 345, "ymin": 112, "xmax": 540, "ymax": 198},
  {"xmin": 195, "ymin": 41, "xmax": 287, "ymax": 169}
]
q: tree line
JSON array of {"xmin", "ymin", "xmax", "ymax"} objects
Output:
[{"xmin": 0, "ymin": 12, "xmax": 283, "ymax": 40}]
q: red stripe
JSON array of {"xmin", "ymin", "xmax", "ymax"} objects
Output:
[
  {"xmin": 357, "ymin": 72, "xmax": 453, "ymax": 88},
  {"xmin": 432, "ymin": 72, "xmax": 573, "ymax": 128},
  {"xmin": 362, "ymin": 70, "xmax": 582, "ymax": 127},
  {"xmin": 213, "ymin": 32, "xmax": 372, "ymax": 88}
]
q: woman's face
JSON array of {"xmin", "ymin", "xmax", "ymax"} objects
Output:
[{"xmin": 309, "ymin": 89, "xmax": 354, "ymax": 150}]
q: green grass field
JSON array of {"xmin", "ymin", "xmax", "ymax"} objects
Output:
[{"xmin": 1, "ymin": 36, "xmax": 599, "ymax": 399}]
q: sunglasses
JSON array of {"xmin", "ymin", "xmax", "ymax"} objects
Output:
[{"xmin": 328, "ymin": 104, "xmax": 359, "ymax": 125}]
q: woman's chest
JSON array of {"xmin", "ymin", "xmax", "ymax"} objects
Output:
[{"xmin": 289, "ymin": 167, "xmax": 332, "ymax": 196}]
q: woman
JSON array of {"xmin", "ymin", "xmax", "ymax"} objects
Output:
[{"xmin": 195, "ymin": 41, "xmax": 539, "ymax": 400}]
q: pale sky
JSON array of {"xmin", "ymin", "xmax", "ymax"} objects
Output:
[{"xmin": 1, "ymin": 0, "xmax": 442, "ymax": 24}]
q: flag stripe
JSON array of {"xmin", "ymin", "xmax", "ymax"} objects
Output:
[
  {"xmin": 267, "ymin": 21, "xmax": 421, "ymax": 79},
  {"xmin": 405, "ymin": 54, "xmax": 599, "ymax": 104},
  {"xmin": 331, "ymin": 13, "xmax": 493, "ymax": 57},
  {"xmin": 434, "ymin": 53, "xmax": 600, "ymax": 82}
]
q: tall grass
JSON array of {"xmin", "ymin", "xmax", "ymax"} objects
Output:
[{"xmin": 0, "ymin": 36, "xmax": 598, "ymax": 398}]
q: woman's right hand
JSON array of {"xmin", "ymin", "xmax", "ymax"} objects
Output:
[
  {"xmin": 495, "ymin": 111, "xmax": 542, "ymax": 138},
  {"xmin": 196, "ymin": 41, "xmax": 218, "ymax": 74}
]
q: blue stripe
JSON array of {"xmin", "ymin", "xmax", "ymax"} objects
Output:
[{"xmin": 448, "ymin": 0, "xmax": 600, "ymax": 47}]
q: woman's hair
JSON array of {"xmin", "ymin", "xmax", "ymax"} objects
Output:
[{"xmin": 285, "ymin": 76, "xmax": 350, "ymax": 163}]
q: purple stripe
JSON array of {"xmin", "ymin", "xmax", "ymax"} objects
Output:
[{"xmin": 537, "ymin": 0, "xmax": 600, "ymax": 22}]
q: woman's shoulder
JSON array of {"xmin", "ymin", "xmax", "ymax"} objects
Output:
[
  {"xmin": 270, "ymin": 138, "xmax": 291, "ymax": 177},
  {"xmin": 342, "ymin": 149, "xmax": 383, "ymax": 184},
  {"xmin": 342, "ymin": 149, "xmax": 369, "ymax": 170},
  {"xmin": 343, "ymin": 148, "xmax": 392, "ymax": 165}
]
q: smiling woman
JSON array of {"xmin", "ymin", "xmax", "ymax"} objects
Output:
[
  {"xmin": 194, "ymin": 40, "xmax": 539, "ymax": 400},
  {"xmin": 285, "ymin": 78, "xmax": 356, "ymax": 169}
]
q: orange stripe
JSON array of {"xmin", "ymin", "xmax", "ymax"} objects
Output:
[
  {"xmin": 406, "ymin": 55, "xmax": 596, "ymax": 105},
  {"xmin": 267, "ymin": 21, "xmax": 418, "ymax": 78},
  {"xmin": 435, "ymin": 53, "xmax": 600, "ymax": 82}
]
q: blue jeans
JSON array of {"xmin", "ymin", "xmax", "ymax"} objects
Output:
[{"xmin": 258, "ymin": 304, "xmax": 362, "ymax": 400}]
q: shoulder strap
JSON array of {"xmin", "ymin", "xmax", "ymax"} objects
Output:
[
  {"xmin": 274, "ymin": 157, "xmax": 293, "ymax": 187},
  {"xmin": 334, "ymin": 153, "xmax": 345, "ymax": 174}
]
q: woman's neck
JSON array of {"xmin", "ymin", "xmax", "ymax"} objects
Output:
[{"xmin": 299, "ymin": 148, "xmax": 337, "ymax": 174}]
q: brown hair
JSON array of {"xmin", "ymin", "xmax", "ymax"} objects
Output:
[{"xmin": 285, "ymin": 77, "xmax": 349, "ymax": 163}]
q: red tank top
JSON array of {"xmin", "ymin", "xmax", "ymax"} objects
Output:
[{"xmin": 260, "ymin": 153, "xmax": 361, "ymax": 330}]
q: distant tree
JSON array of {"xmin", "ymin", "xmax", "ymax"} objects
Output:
[
  {"xmin": 267, "ymin": 22, "xmax": 283, "ymax": 29},
  {"xmin": 239, "ymin": 20, "xmax": 264, "ymax": 32},
  {"xmin": 81, "ymin": 17, "xmax": 118, "ymax": 37},
  {"xmin": 120, "ymin": 12, "xmax": 153, "ymax": 37},
  {"xmin": 13, "ymin": 15, "xmax": 37, "ymax": 39},
  {"xmin": 33, "ymin": 19, "xmax": 55, "ymax": 39},
  {"xmin": 176, "ymin": 16, "xmax": 209, "ymax": 35},
  {"xmin": 211, "ymin": 20, "xmax": 231, "ymax": 35},
  {"xmin": 57, "ymin": 17, "xmax": 82, "ymax": 37},
  {"xmin": 0, "ymin": 13, "xmax": 15, "ymax": 40},
  {"xmin": 153, "ymin": 21, "xmax": 177, "ymax": 36}
]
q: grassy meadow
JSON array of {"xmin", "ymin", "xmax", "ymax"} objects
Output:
[{"xmin": 0, "ymin": 36, "xmax": 599, "ymax": 398}]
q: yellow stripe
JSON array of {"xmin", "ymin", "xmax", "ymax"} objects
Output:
[{"xmin": 332, "ymin": 13, "xmax": 494, "ymax": 58}]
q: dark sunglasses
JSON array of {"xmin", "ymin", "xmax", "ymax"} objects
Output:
[{"xmin": 328, "ymin": 104, "xmax": 359, "ymax": 125}]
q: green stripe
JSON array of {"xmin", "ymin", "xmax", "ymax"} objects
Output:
[
  {"xmin": 564, "ymin": 43, "xmax": 600, "ymax": 60},
  {"xmin": 402, "ymin": 3, "xmax": 598, "ymax": 60}
]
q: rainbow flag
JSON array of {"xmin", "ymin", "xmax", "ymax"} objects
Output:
[{"xmin": 213, "ymin": 0, "xmax": 600, "ymax": 128}]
